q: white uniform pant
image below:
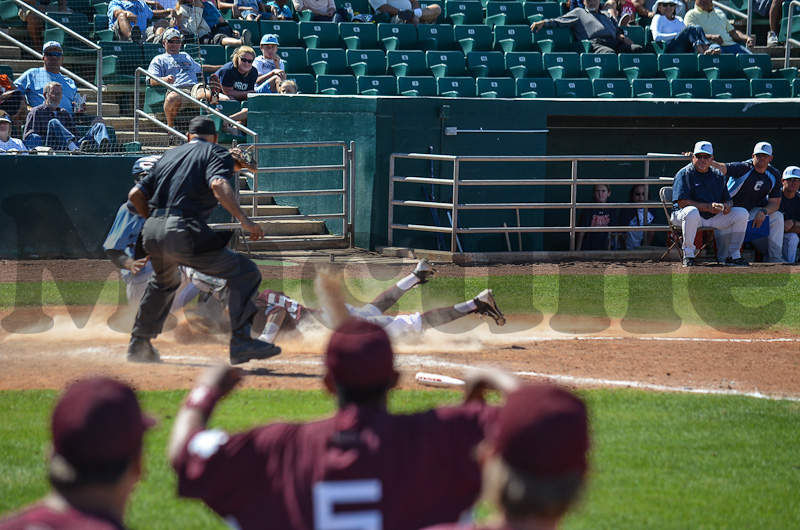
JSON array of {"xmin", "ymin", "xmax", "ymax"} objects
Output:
[
  {"xmin": 346, "ymin": 303, "xmax": 423, "ymax": 337},
  {"xmin": 671, "ymin": 206, "xmax": 748, "ymax": 259},
  {"xmin": 716, "ymin": 208, "xmax": 785, "ymax": 263},
  {"xmin": 783, "ymin": 233, "xmax": 799, "ymax": 263}
]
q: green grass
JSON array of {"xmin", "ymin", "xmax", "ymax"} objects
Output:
[
  {"xmin": 3, "ymin": 272, "xmax": 799, "ymax": 332},
  {"xmin": 1, "ymin": 389, "xmax": 798, "ymax": 529}
]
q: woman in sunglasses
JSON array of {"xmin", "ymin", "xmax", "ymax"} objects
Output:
[{"xmin": 215, "ymin": 46, "xmax": 259, "ymax": 102}]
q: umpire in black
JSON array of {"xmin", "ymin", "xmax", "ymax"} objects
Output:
[{"xmin": 126, "ymin": 116, "xmax": 280, "ymax": 365}]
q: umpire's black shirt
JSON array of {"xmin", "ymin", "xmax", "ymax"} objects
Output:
[{"xmin": 136, "ymin": 138, "xmax": 234, "ymax": 219}]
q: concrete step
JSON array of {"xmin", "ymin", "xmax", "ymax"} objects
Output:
[
  {"xmin": 0, "ymin": 45, "xmax": 21, "ymax": 60},
  {"xmin": 258, "ymin": 220, "xmax": 327, "ymax": 236},
  {"xmin": 85, "ymin": 101, "xmax": 120, "ymax": 117},
  {"xmin": 241, "ymin": 205, "xmax": 301, "ymax": 216},
  {"xmin": 0, "ymin": 58, "xmax": 43, "ymax": 71},
  {"xmin": 237, "ymin": 234, "xmax": 349, "ymax": 251},
  {"xmin": 114, "ymin": 130, "xmax": 169, "ymax": 145},
  {"xmin": 240, "ymin": 193, "xmax": 277, "ymax": 205},
  {"xmin": 771, "ymin": 57, "xmax": 800, "ymax": 70}
]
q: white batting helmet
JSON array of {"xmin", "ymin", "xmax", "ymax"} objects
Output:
[{"xmin": 131, "ymin": 155, "xmax": 161, "ymax": 183}]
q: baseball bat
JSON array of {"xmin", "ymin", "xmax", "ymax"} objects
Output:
[{"xmin": 415, "ymin": 372, "xmax": 465, "ymax": 388}]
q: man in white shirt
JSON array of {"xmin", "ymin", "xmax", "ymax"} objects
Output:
[
  {"xmin": 369, "ymin": 0, "xmax": 441, "ymax": 24},
  {"xmin": 0, "ymin": 111, "xmax": 27, "ymax": 152}
]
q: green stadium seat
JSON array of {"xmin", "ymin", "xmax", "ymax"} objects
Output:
[
  {"xmin": 671, "ymin": 78, "xmax": 710, "ymax": 98},
  {"xmin": 347, "ymin": 49, "xmax": 387, "ymax": 76},
  {"xmin": 555, "ymin": 78, "xmax": 593, "ymax": 97},
  {"xmin": 778, "ymin": 1, "xmax": 800, "ymax": 42},
  {"xmin": 378, "ymin": 23, "xmax": 418, "ymax": 50},
  {"xmin": 505, "ymin": 51, "xmax": 543, "ymax": 78},
  {"xmin": 622, "ymin": 25, "xmax": 646, "ymax": 47},
  {"xmin": 467, "ymin": 51, "xmax": 506, "ymax": 77},
  {"xmin": 358, "ymin": 75, "xmax": 398, "ymax": 94},
  {"xmin": 494, "ymin": 25, "xmax": 534, "ymax": 52},
  {"xmin": 299, "ymin": 21, "xmax": 340, "ymax": 49},
  {"xmin": 619, "ymin": 53, "xmax": 657, "ymax": 81},
  {"xmin": 397, "ymin": 75, "xmax": 438, "ymax": 96},
  {"xmin": 317, "ymin": 74, "xmax": 357, "ymax": 94},
  {"xmin": 286, "ymin": 73, "xmax": 316, "ymax": 94},
  {"xmin": 580, "ymin": 53, "xmax": 621, "ymax": 79},
  {"xmin": 486, "ymin": 1, "xmax": 527, "ymax": 26},
  {"xmin": 307, "ymin": 48, "xmax": 348, "ymax": 75},
  {"xmin": 417, "ymin": 24, "xmax": 456, "ymax": 51},
  {"xmin": 592, "ymin": 78, "xmax": 631, "ymax": 97},
  {"xmin": 737, "ymin": 53, "xmax": 773, "ymax": 80},
  {"xmin": 516, "ymin": 77, "xmax": 555, "ymax": 97},
  {"xmin": 277, "ymin": 47, "xmax": 308, "ymax": 73},
  {"xmin": 697, "ymin": 53, "xmax": 737, "ymax": 80},
  {"xmin": 632, "ymin": 78, "xmax": 670, "ymax": 98},
  {"xmin": 44, "ymin": 12, "xmax": 92, "ymax": 53},
  {"xmin": 543, "ymin": 52, "xmax": 580, "ymax": 80},
  {"xmin": 261, "ymin": 20, "xmax": 300, "ymax": 48},
  {"xmin": 228, "ymin": 19, "xmax": 261, "ymax": 44},
  {"xmin": 710, "ymin": 78, "xmax": 750, "ymax": 98},
  {"xmin": 99, "ymin": 41, "xmax": 144, "ymax": 84},
  {"xmin": 199, "ymin": 45, "xmax": 228, "ymax": 68},
  {"xmin": 92, "ymin": 14, "xmax": 113, "ymax": 41},
  {"xmin": 339, "ymin": 22, "xmax": 379, "ymax": 50},
  {"xmin": 658, "ymin": 53, "xmax": 698, "ymax": 81},
  {"xmin": 141, "ymin": 42, "xmax": 166, "ymax": 64},
  {"xmin": 387, "ymin": 50, "xmax": 428, "ymax": 76},
  {"xmin": 445, "ymin": 0, "xmax": 484, "ymax": 24},
  {"xmin": 477, "ymin": 76, "xmax": 516, "ymax": 97},
  {"xmin": 533, "ymin": 27, "xmax": 571, "ymax": 53},
  {"xmin": 750, "ymin": 78, "xmax": 791, "ymax": 98},
  {"xmin": 336, "ymin": 0, "xmax": 371, "ymax": 17},
  {"xmin": 454, "ymin": 25, "xmax": 493, "ymax": 53},
  {"xmin": 524, "ymin": 2, "xmax": 561, "ymax": 22},
  {"xmin": 426, "ymin": 50, "xmax": 466, "ymax": 77},
  {"xmin": 437, "ymin": 76, "xmax": 476, "ymax": 97},
  {"xmin": 794, "ymin": 78, "xmax": 800, "ymax": 96}
]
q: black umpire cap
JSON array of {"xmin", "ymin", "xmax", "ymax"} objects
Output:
[{"xmin": 188, "ymin": 116, "xmax": 217, "ymax": 136}]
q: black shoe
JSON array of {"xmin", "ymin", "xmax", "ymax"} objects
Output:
[
  {"xmin": 725, "ymin": 256, "xmax": 750, "ymax": 267},
  {"xmin": 230, "ymin": 337, "xmax": 281, "ymax": 365},
  {"xmin": 127, "ymin": 336, "xmax": 161, "ymax": 363},
  {"xmin": 130, "ymin": 25, "xmax": 142, "ymax": 44},
  {"xmin": 99, "ymin": 137, "xmax": 111, "ymax": 152},
  {"xmin": 474, "ymin": 288, "xmax": 506, "ymax": 326},
  {"xmin": 682, "ymin": 257, "xmax": 695, "ymax": 267},
  {"xmin": 79, "ymin": 139, "xmax": 93, "ymax": 152}
]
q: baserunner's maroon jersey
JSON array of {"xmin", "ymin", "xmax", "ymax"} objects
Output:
[
  {"xmin": 173, "ymin": 401, "xmax": 499, "ymax": 530},
  {"xmin": 0, "ymin": 503, "xmax": 127, "ymax": 530}
]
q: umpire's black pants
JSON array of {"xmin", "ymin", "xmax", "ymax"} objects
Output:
[{"xmin": 132, "ymin": 214, "xmax": 260, "ymax": 338}]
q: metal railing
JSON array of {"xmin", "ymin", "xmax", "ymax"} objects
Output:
[
  {"xmin": 785, "ymin": 0, "xmax": 800, "ymax": 68},
  {"xmin": 2, "ymin": 0, "xmax": 102, "ymax": 117},
  {"xmin": 388, "ymin": 153, "xmax": 687, "ymax": 253},
  {"xmin": 714, "ymin": 0, "xmax": 751, "ymax": 36},
  {"xmin": 133, "ymin": 67, "xmax": 257, "ymax": 143},
  {"xmin": 209, "ymin": 141, "xmax": 355, "ymax": 247}
]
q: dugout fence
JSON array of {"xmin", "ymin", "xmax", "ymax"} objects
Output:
[{"xmin": 388, "ymin": 153, "xmax": 686, "ymax": 253}]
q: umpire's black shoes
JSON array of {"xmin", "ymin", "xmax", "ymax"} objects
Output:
[
  {"xmin": 127, "ymin": 336, "xmax": 161, "ymax": 363},
  {"xmin": 230, "ymin": 337, "xmax": 281, "ymax": 365},
  {"xmin": 725, "ymin": 256, "xmax": 750, "ymax": 267}
]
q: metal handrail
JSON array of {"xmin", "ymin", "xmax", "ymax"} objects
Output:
[
  {"xmin": 785, "ymin": 0, "xmax": 800, "ymax": 68},
  {"xmin": 133, "ymin": 68, "xmax": 258, "ymax": 143},
  {"xmin": 388, "ymin": 153, "xmax": 688, "ymax": 252},
  {"xmin": 6, "ymin": 0, "xmax": 102, "ymax": 116}
]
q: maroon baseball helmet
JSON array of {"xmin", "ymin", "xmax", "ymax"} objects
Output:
[{"xmin": 324, "ymin": 319, "xmax": 398, "ymax": 391}]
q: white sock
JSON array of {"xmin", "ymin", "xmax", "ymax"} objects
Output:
[
  {"xmin": 454, "ymin": 299, "xmax": 478, "ymax": 313},
  {"xmin": 68, "ymin": 141, "xmax": 79, "ymax": 151},
  {"xmin": 258, "ymin": 322, "xmax": 280, "ymax": 344},
  {"xmin": 396, "ymin": 273, "xmax": 420, "ymax": 291}
]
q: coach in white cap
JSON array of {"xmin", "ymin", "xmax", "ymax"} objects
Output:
[
  {"xmin": 779, "ymin": 166, "xmax": 800, "ymax": 263},
  {"xmin": 671, "ymin": 141, "xmax": 750, "ymax": 267},
  {"xmin": 708, "ymin": 141, "xmax": 785, "ymax": 263}
]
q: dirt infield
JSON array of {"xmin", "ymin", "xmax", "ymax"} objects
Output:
[{"xmin": 1, "ymin": 257, "xmax": 798, "ymax": 399}]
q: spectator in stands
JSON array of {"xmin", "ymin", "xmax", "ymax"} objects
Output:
[
  {"xmin": 577, "ymin": 183, "xmax": 618, "ymax": 250},
  {"xmin": 233, "ymin": 0, "xmax": 268, "ymax": 20},
  {"xmin": 14, "ymin": 41, "xmax": 85, "ymax": 114},
  {"xmin": 17, "ymin": 0, "xmax": 67, "ymax": 52},
  {"xmin": 293, "ymin": 0, "xmax": 345, "ymax": 21},
  {"xmin": 23, "ymin": 81, "xmax": 111, "ymax": 151},
  {"xmin": 216, "ymin": 46, "xmax": 258, "ymax": 102},
  {"xmin": 633, "ymin": 0, "xmax": 689, "ymax": 18},
  {"xmin": 147, "ymin": 28, "xmax": 222, "ymax": 133},
  {"xmin": 253, "ymin": 34, "xmax": 286, "ymax": 93},
  {"xmin": 0, "ymin": 111, "xmax": 27, "ymax": 152},
  {"xmin": 766, "ymin": 0, "xmax": 787, "ymax": 47},
  {"xmin": 0, "ymin": 377, "xmax": 154, "ymax": 530},
  {"xmin": 531, "ymin": 0, "xmax": 643, "ymax": 54},
  {"xmin": 0, "ymin": 71, "xmax": 25, "ymax": 135},
  {"xmin": 199, "ymin": 0, "xmax": 254, "ymax": 44},
  {"xmin": 650, "ymin": 0, "xmax": 717, "ymax": 54},
  {"xmin": 107, "ymin": 0, "xmax": 171, "ymax": 43},
  {"xmin": 369, "ymin": 0, "xmax": 442, "ymax": 25},
  {"xmin": 604, "ymin": 0, "xmax": 637, "ymax": 26},
  {"xmin": 780, "ymin": 166, "xmax": 800, "ymax": 263},
  {"xmin": 620, "ymin": 184, "xmax": 655, "ymax": 249},
  {"xmin": 278, "ymin": 78, "xmax": 298, "ymax": 93},
  {"xmin": 266, "ymin": 0, "xmax": 294, "ymax": 19},
  {"xmin": 684, "ymin": 0, "xmax": 754, "ymax": 54}
]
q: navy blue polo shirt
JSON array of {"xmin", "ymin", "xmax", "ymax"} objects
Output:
[
  {"xmin": 725, "ymin": 160, "xmax": 781, "ymax": 210},
  {"xmin": 137, "ymin": 138, "xmax": 234, "ymax": 219},
  {"xmin": 780, "ymin": 192, "xmax": 800, "ymax": 222},
  {"xmin": 672, "ymin": 162, "xmax": 731, "ymax": 219}
]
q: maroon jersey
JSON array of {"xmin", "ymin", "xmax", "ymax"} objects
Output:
[
  {"xmin": 174, "ymin": 401, "xmax": 499, "ymax": 530},
  {"xmin": 0, "ymin": 503, "xmax": 127, "ymax": 530}
]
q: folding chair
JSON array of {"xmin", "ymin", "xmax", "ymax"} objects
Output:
[{"xmin": 659, "ymin": 186, "xmax": 718, "ymax": 262}]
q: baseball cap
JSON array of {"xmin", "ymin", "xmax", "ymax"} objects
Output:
[
  {"xmin": 324, "ymin": 320, "xmax": 397, "ymax": 390},
  {"xmin": 0, "ymin": 111, "xmax": 10, "ymax": 124},
  {"xmin": 655, "ymin": 0, "xmax": 678, "ymax": 5},
  {"xmin": 260, "ymin": 33, "xmax": 279, "ymax": 45},
  {"xmin": 693, "ymin": 141, "xmax": 713, "ymax": 156},
  {"xmin": 162, "ymin": 27, "xmax": 182, "ymax": 42},
  {"xmin": 132, "ymin": 154, "xmax": 161, "ymax": 182},
  {"xmin": 51, "ymin": 378, "xmax": 155, "ymax": 472},
  {"xmin": 187, "ymin": 116, "xmax": 217, "ymax": 136},
  {"xmin": 492, "ymin": 385, "xmax": 589, "ymax": 477},
  {"xmin": 42, "ymin": 41, "xmax": 62, "ymax": 53},
  {"xmin": 783, "ymin": 166, "xmax": 800, "ymax": 179},
  {"xmin": 753, "ymin": 141, "xmax": 773, "ymax": 156}
]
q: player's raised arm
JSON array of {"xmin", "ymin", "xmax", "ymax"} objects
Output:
[{"xmin": 462, "ymin": 367, "xmax": 521, "ymax": 402}]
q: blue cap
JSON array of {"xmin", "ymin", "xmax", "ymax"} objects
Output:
[
  {"xmin": 260, "ymin": 33, "xmax": 279, "ymax": 45},
  {"xmin": 42, "ymin": 41, "xmax": 62, "ymax": 53}
]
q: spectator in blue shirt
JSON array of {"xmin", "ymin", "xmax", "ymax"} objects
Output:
[
  {"xmin": 14, "ymin": 41, "xmax": 84, "ymax": 113},
  {"xmin": 108, "ymin": 0, "xmax": 171, "ymax": 42}
]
